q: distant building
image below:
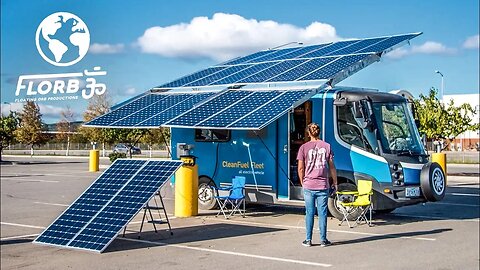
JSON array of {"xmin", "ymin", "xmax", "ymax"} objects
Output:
[{"xmin": 443, "ymin": 93, "xmax": 480, "ymax": 151}]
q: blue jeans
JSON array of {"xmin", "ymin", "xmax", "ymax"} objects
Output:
[{"xmin": 303, "ymin": 188, "xmax": 329, "ymax": 242}]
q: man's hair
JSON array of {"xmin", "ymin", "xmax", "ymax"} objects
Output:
[{"xmin": 307, "ymin": 123, "xmax": 320, "ymax": 138}]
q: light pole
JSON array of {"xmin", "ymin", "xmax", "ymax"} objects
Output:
[
  {"xmin": 269, "ymin": 41, "xmax": 303, "ymax": 50},
  {"xmin": 435, "ymin": 70, "xmax": 444, "ymax": 102}
]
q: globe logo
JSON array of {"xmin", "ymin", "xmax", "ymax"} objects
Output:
[{"xmin": 35, "ymin": 12, "xmax": 90, "ymax": 67}]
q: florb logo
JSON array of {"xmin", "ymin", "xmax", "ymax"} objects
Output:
[
  {"xmin": 15, "ymin": 12, "xmax": 107, "ymax": 103},
  {"xmin": 35, "ymin": 12, "xmax": 90, "ymax": 67}
]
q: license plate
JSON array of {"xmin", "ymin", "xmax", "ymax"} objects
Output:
[{"xmin": 405, "ymin": 187, "xmax": 420, "ymax": 197}]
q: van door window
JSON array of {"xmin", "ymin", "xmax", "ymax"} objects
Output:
[
  {"xmin": 337, "ymin": 104, "xmax": 379, "ymax": 154},
  {"xmin": 195, "ymin": 129, "xmax": 230, "ymax": 142}
]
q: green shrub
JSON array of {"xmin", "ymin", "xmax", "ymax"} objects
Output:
[{"xmin": 109, "ymin": 152, "xmax": 127, "ymax": 163}]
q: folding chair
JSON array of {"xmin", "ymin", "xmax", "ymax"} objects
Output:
[
  {"xmin": 336, "ymin": 180, "xmax": 373, "ymax": 228},
  {"xmin": 212, "ymin": 176, "xmax": 246, "ymax": 219}
]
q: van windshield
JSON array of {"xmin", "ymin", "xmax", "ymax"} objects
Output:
[{"xmin": 372, "ymin": 102, "xmax": 426, "ymax": 155}]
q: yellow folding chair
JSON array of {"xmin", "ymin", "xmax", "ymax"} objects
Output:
[{"xmin": 336, "ymin": 180, "xmax": 373, "ymax": 228}]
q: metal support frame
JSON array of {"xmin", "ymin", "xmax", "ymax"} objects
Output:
[{"xmin": 123, "ymin": 191, "xmax": 173, "ymax": 238}]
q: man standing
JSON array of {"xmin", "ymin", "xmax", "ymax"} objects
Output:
[{"xmin": 297, "ymin": 123, "xmax": 337, "ymax": 247}]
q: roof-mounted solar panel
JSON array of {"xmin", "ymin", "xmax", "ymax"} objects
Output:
[
  {"xmin": 85, "ymin": 32, "xmax": 421, "ymax": 129},
  {"xmin": 155, "ymin": 32, "xmax": 421, "ymax": 89}
]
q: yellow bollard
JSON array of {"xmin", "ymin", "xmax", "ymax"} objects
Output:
[
  {"xmin": 431, "ymin": 152, "xmax": 447, "ymax": 183},
  {"xmin": 89, "ymin": 150, "xmax": 99, "ymax": 172},
  {"xmin": 174, "ymin": 156, "xmax": 198, "ymax": 217}
]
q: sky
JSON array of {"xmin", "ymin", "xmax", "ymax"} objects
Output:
[{"xmin": 1, "ymin": 0, "xmax": 479, "ymax": 123}]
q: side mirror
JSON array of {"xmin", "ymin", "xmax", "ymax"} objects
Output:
[{"xmin": 334, "ymin": 97, "xmax": 347, "ymax": 106}]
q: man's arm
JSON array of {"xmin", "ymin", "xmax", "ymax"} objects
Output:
[
  {"xmin": 328, "ymin": 158, "xmax": 337, "ymax": 188},
  {"xmin": 298, "ymin": 160, "xmax": 305, "ymax": 186}
]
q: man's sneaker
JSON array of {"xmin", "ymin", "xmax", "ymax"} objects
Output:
[
  {"xmin": 302, "ymin": 240, "xmax": 312, "ymax": 247},
  {"xmin": 320, "ymin": 240, "xmax": 332, "ymax": 247}
]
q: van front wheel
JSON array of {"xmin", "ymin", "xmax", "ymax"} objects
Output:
[{"xmin": 198, "ymin": 177, "xmax": 218, "ymax": 210}]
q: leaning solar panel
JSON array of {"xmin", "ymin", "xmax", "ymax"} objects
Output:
[
  {"xmin": 34, "ymin": 159, "xmax": 148, "ymax": 247},
  {"xmin": 68, "ymin": 160, "xmax": 182, "ymax": 252}
]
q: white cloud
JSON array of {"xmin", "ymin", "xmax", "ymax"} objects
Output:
[
  {"xmin": 125, "ymin": 87, "xmax": 137, "ymax": 95},
  {"xmin": 89, "ymin": 43, "xmax": 125, "ymax": 54},
  {"xmin": 411, "ymin": 41, "xmax": 456, "ymax": 54},
  {"xmin": 386, "ymin": 41, "xmax": 456, "ymax": 59},
  {"xmin": 463, "ymin": 34, "xmax": 479, "ymax": 49},
  {"xmin": 136, "ymin": 13, "xmax": 340, "ymax": 61}
]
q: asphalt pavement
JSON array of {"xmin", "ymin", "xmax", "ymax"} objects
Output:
[{"xmin": 1, "ymin": 156, "xmax": 479, "ymax": 270}]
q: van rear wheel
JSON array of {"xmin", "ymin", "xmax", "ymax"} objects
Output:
[
  {"xmin": 328, "ymin": 183, "xmax": 363, "ymax": 221},
  {"xmin": 198, "ymin": 177, "xmax": 218, "ymax": 210}
]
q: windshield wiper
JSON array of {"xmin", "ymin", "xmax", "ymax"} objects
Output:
[{"xmin": 396, "ymin": 150, "xmax": 429, "ymax": 157}]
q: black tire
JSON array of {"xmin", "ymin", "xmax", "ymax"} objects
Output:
[
  {"xmin": 328, "ymin": 182, "xmax": 363, "ymax": 221},
  {"xmin": 198, "ymin": 176, "xmax": 218, "ymax": 210},
  {"xmin": 421, "ymin": 162, "xmax": 446, "ymax": 202}
]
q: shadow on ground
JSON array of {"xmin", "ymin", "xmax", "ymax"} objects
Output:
[{"xmin": 106, "ymin": 222, "xmax": 285, "ymax": 253}]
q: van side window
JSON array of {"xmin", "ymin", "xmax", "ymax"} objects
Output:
[
  {"xmin": 195, "ymin": 129, "xmax": 230, "ymax": 142},
  {"xmin": 337, "ymin": 105, "xmax": 375, "ymax": 153}
]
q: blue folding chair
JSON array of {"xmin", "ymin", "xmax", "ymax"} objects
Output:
[{"xmin": 213, "ymin": 176, "xmax": 246, "ymax": 219}]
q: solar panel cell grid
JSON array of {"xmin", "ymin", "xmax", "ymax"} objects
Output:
[
  {"xmin": 229, "ymin": 90, "xmax": 312, "ymax": 129},
  {"xmin": 211, "ymin": 62, "xmax": 277, "ymax": 85},
  {"xmin": 110, "ymin": 93, "xmax": 193, "ymax": 127},
  {"xmin": 135, "ymin": 92, "xmax": 215, "ymax": 127},
  {"xmin": 267, "ymin": 57, "xmax": 336, "ymax": 82},
  {"xmin": 185, "ymin": 64, "xmax": 252, "ymax": 87},
  {"xmin": 269, "ymin": 44, "xmax": 327, "ymax": 61},
  {"xmin": 166, "ymin": 90, "xmax": 252, "ymax": 126},
  {"xmin": 86, "ymin": 94, "xmax": 166, "ymax": 126},
  {"xmin": 246, "ymin": 46, "xmax": 304, "ymax": 63},
  {"xmin": 328, "ymin": 37, "xmax": 386, "ymax": 56},
  {"xmin": 239, "ymin": 59, "xmax": 307, "ymax": 83},
  {"xmin": 198, "ymin": 90, "xmax": 282, "ymax": 127},
  {"xmin": 299, "ymin": 54, "xmax": 368, "ymax": 81},
  {"xmin": 67, "ymin": 160, "xmax": 182, "ymax": 251},
  {"xmin": 34, "ymin": 159, "xmax": 147, "ymax": 247}
]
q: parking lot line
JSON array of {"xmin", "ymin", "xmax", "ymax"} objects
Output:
[
  {"xmin": 435, "ymin": 202, "xmax": 479, "ymax": 207},
  {"xmin": 119, "ymin": 237, "xmax": 332, "ymax": 267},
  {"xmin": 0, "ymin": 222, "xmax": 45, "ymax": 229},
  {"xmin": 391, "ymin": 213, "xmax": 480, "ymax": 222},
  {"xmin": 34, "ymin": 201, "xmax": 69, "ymax": 207},
  {"xmin": 1, "ymin": 178, "xmax": 59, "ymax": 183},
  {"xmin": 208, "ymin": 218, "xmax": 437, "ymax": 241},
  {"xmin": 1, "ymin": 233, "xmax": 39, "ymax": 241},
  {"xmin": 449, "ymin": 193, "xmax": 480, "ymax": 197}
]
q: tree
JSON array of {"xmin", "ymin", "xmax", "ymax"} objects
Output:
[
  {"xmin": 140, "ymin": 128, "xmax": 171, "ymax": 157},
  {"xmin": 413, "ymin": 88, "xmax": 480, "ymax": 150},
  {"xmin": 14, "ymin": 101, "xmax": 48, "ymax": 156},
  {"xmin": 56, "ymin": 106, "xmax": 75, "ymax": 156},
  {"xmin": 0, "ymin": 111, "xmax": 19, "ymax": 160},
  {"xmin": 78, "ymin": 94, "xmax": 111, "ymax": 147}
]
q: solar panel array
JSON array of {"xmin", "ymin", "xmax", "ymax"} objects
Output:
[
  {"xmin": 34, "ymin": 159, "xmax": 183, "ymax": 253},
  {"xmin": 85, "ymin": 92, "xmax": 215, "ymax": 128},
  {"xmin": 84, "ymin": 33, "xmax": 421, "ymax": 130},
  {"xmin": 164, "ymin": 89, "xmax": 315, "ymax": 130},
  {"xmin": 157, "ymin": 33, "xmax": 420, "ymax": 89}
]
